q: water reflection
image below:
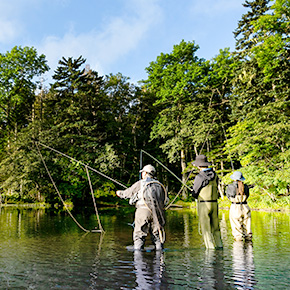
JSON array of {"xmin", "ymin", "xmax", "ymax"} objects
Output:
[
  {"xmin": 133, "ymin": 250, "xmax": 168, "ymax": 289},
  {"xmin": 89, "ymin": 247, "xmax": 169, "ymax": 289},
  {"xmin": 198, "ymin": 249, "xmax": 226, "ymax": 289},
  {"xmin": 232, "ymin": 240, "xmax": 257, "ymax": 289}
]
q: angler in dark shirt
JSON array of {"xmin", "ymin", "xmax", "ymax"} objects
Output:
[{"xmin": 191, "ymin": 155, "xmax": 223, "ymax": 249}]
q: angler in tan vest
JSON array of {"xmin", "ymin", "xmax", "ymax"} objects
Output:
[
  {"xmin": 191, "ymin": 155, "xmax": 223, "ymax": 249},
  {"xmin": 226, "ymin": 171, "xmax": 252, "ymax": 241}
]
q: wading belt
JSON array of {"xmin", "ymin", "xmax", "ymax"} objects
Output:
[
  {"xmin": 198, "ymin": 200, "xmax": 217, "ymax": 202},
  {"xmin": 231, "ymin": 201, "xmax": 247, "ymax": 204}
]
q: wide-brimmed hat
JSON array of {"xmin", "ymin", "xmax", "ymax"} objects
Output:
[
  {"xmin": 192, "ymin": 155, "xmax": 212, "ymax": 167},
  {"xmin": 230, "ymin": 171, "xmax": 245, "ymax": 181},
  {"xmin": 139, "ymin": 164, "xmax": 156, "ymax": 175}
]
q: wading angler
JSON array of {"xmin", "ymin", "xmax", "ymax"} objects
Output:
[{"xmin": 116, "ymin": 165, "xmax": 168, "ymax": 250}]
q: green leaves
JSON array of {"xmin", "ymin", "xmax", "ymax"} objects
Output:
[
  {"xmin": 0, "ymin": 46, "xmax": 49, "ymax": 144},
  {"xmin": 145, "ymin": 41, "xmax": 208, "ymax": 160},
  {"xmin": 225, "ymin": 101, "xmax": 290, "ymax": 199},
  {"xmin": 251, "ymin": 0, "xmax": 290, "ymax": 82}
]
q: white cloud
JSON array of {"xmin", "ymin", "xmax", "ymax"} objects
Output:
[{"xmin": 38, "ymin": 0, "xmax": 163, "ymax": 80}]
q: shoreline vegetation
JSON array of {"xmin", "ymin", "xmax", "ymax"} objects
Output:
[
  {"xmin": 176, "ymin": 199, "xmax": 290, "ymax": 212},
  {"xmin": 1, "ymin": 197, "xmax": 289, "ymax": 212}
]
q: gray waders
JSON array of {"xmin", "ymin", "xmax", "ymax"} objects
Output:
[
  {"xmin": 229, "ymin": 194, "xmax": 252, "ymax": 241},
  {"xmin": 133, "ymin": 180, "xmax": 166, "ymax": 251},
  {"xmin": 133, "ymin": 207, "xmax": 164, "ymax": 250},
  {"xmin": 197, "ymin": 176, "xmax": 223, "ymax": 249}
]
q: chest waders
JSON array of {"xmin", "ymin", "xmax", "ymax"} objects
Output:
[
  {"xmin": 197, "ymin": 176, "xmax": 223, "ymax": 249},
  {"xmin": 229, "ymin": 183, "xmax": 252, "ymax": 241},
  {"xmin": 141, "ymin": 181, "xmax": 167, "ymax": 244},
  {"xmin": 132, "ymin": 179, "xmax": 167, "ymax": 250}
]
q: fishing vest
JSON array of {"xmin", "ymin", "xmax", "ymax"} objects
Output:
[
  {"xmin": 198, "ymin": 175, "xmax": 219, "ymax": 202},
  {"xmin": 134, "ymin": 178, "xmax": 166, "ymax": 209},
  {"xmin": 230, "ymin": 183, "xmax": 247, "ymax": 204}
]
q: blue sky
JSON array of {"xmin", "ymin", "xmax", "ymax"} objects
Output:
[{"xmin": 0, "ymin": 0, "xmax": 246, "ymax": 84}]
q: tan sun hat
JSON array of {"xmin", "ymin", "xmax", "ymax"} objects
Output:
[{"xmin": 139, "ymin": 164, "xmax": 156, "ymax": 176}]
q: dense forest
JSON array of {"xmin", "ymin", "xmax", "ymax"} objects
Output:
[{"xmin": 0, "ymin": 0, "xmax": 289, "ymax": 209}]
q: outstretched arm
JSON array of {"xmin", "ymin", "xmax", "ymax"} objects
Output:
[{"xmin": 116, "ymin": 180, "xmax": 141, "ymax": 199}]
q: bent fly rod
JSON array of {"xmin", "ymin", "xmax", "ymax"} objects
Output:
[
  {"xmin": 36, "ymin": 142, "xmax": 127, "ymax": 233},
  {"xmin": 38, "ymin": 142, "xmax": 127, "ymax": 189},
  {"xmin": 140, "ymin": 149, "xmax": 192, "ymax": 191}
]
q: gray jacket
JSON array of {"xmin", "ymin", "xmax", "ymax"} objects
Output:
[
  {"xmin": 118, "ymin": 177, "xmax": 167, "ymax": 207},
  {"xmin": 118, "ymin": 177, "xmax": 167, "ymax": 227}
]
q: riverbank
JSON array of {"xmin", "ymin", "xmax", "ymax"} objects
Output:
[
  {"xmin": 1, "ymin": 195, "xmax": 289, "ymax": 212},
  {"xmin": 0, "ymin": 202, "xmax": 48, "ymax": 208},
  {"xmin": 171, "ymin": 196, "xmax": 290, "ymax": 212}
]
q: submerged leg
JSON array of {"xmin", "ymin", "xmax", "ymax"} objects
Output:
[
  {"xmin": 230, "ymin": 205, "xmax": 244, "ymax": 241},
  {"xmin": 133, "ymin": 208, "xmax": 151, "ymax": 250},
  {"xmin": 211, "ymin": 205, "xmax": 223, "ymax": 248},
  {"xmin": 199, "ymin": 203, "xmax": 216, "ymax": 249}
]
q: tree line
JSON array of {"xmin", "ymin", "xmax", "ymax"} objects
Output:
[{"xmin": 0, "ymin": 0, "xmax": 289, "ymax": 207}]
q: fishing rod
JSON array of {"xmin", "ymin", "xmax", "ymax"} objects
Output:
[
  {"xmin": 140, "ymin": 149, "xmax": 192, "ymax": 191},
  {"xmin": 38, "ymin": 142, "xmax": 127, "ymax": 189},
  {"xmin": 36, "ymin": 142, "xmax": 94, "ymax": 233},
  {"xmin": 36, "ymin": 142, "xmax": 128, "ymax": 233},
  {"xmin": 141, "ymin": 114, "xmax": 232, "ymax": 208}
]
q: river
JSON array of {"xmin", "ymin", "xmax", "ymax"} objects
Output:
[{"xmin": 0, "ymin": 206, "xmax": 289, "ymax": 289}]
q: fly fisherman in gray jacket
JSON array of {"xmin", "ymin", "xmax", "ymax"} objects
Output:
[{"xmin": 116, "ymin": 165, "xmax": 168, "ymax": 251}]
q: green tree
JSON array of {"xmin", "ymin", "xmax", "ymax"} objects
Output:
[
  {"xmin": 144, "ymin": 41, "xmax": 239, "ymax": 197},
  {"xmin": 225, "ymin": 0, "xmax": 290, "ymax": 202},
  {"xmin": 234, "ymin": 0, "xmax": 270, "ymax": 52},
  {"xmin": 0, "ymin": 46, "xmax": 49, "ymax": 202},
  {"xmin": 231, "ymin": 0, "xmax": 273, "ymax": 119},
  {"xmin": 194, "ymin": 49, "xmax": 239, "ymax": 185},
  {"xmin": 103, "ymin": 73, "xmax": 161, "ymax": 185},
  {"xmin": 0, "ymin": 46, "xmax": 49, "ymax": 149},
  {"xmin": 144, "ymin": 40, "xmax": 216, "ymax": 199},
  {"xmin": 251, "ymin": 0, "xmax": 290, "ymax": 94},
  {"xmin": 0, "ymin": 124, "xmax": 45, "ymax": 203},
  {"xmin": 226, "ymin": 101, "xmax": 290, "ymax": 200},
  {"xmin": 38, "ymin": 57, "xmax": 120, "ymax": 204}
]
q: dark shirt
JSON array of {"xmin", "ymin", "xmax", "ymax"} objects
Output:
[{"xmin": 191, "ymin": 168, "xmax": 217, "ymax": 199}]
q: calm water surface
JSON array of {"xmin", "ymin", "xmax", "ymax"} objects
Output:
[{"xmin": 0, "ymin": 206, "xmax": 289, "ymax": 289}]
